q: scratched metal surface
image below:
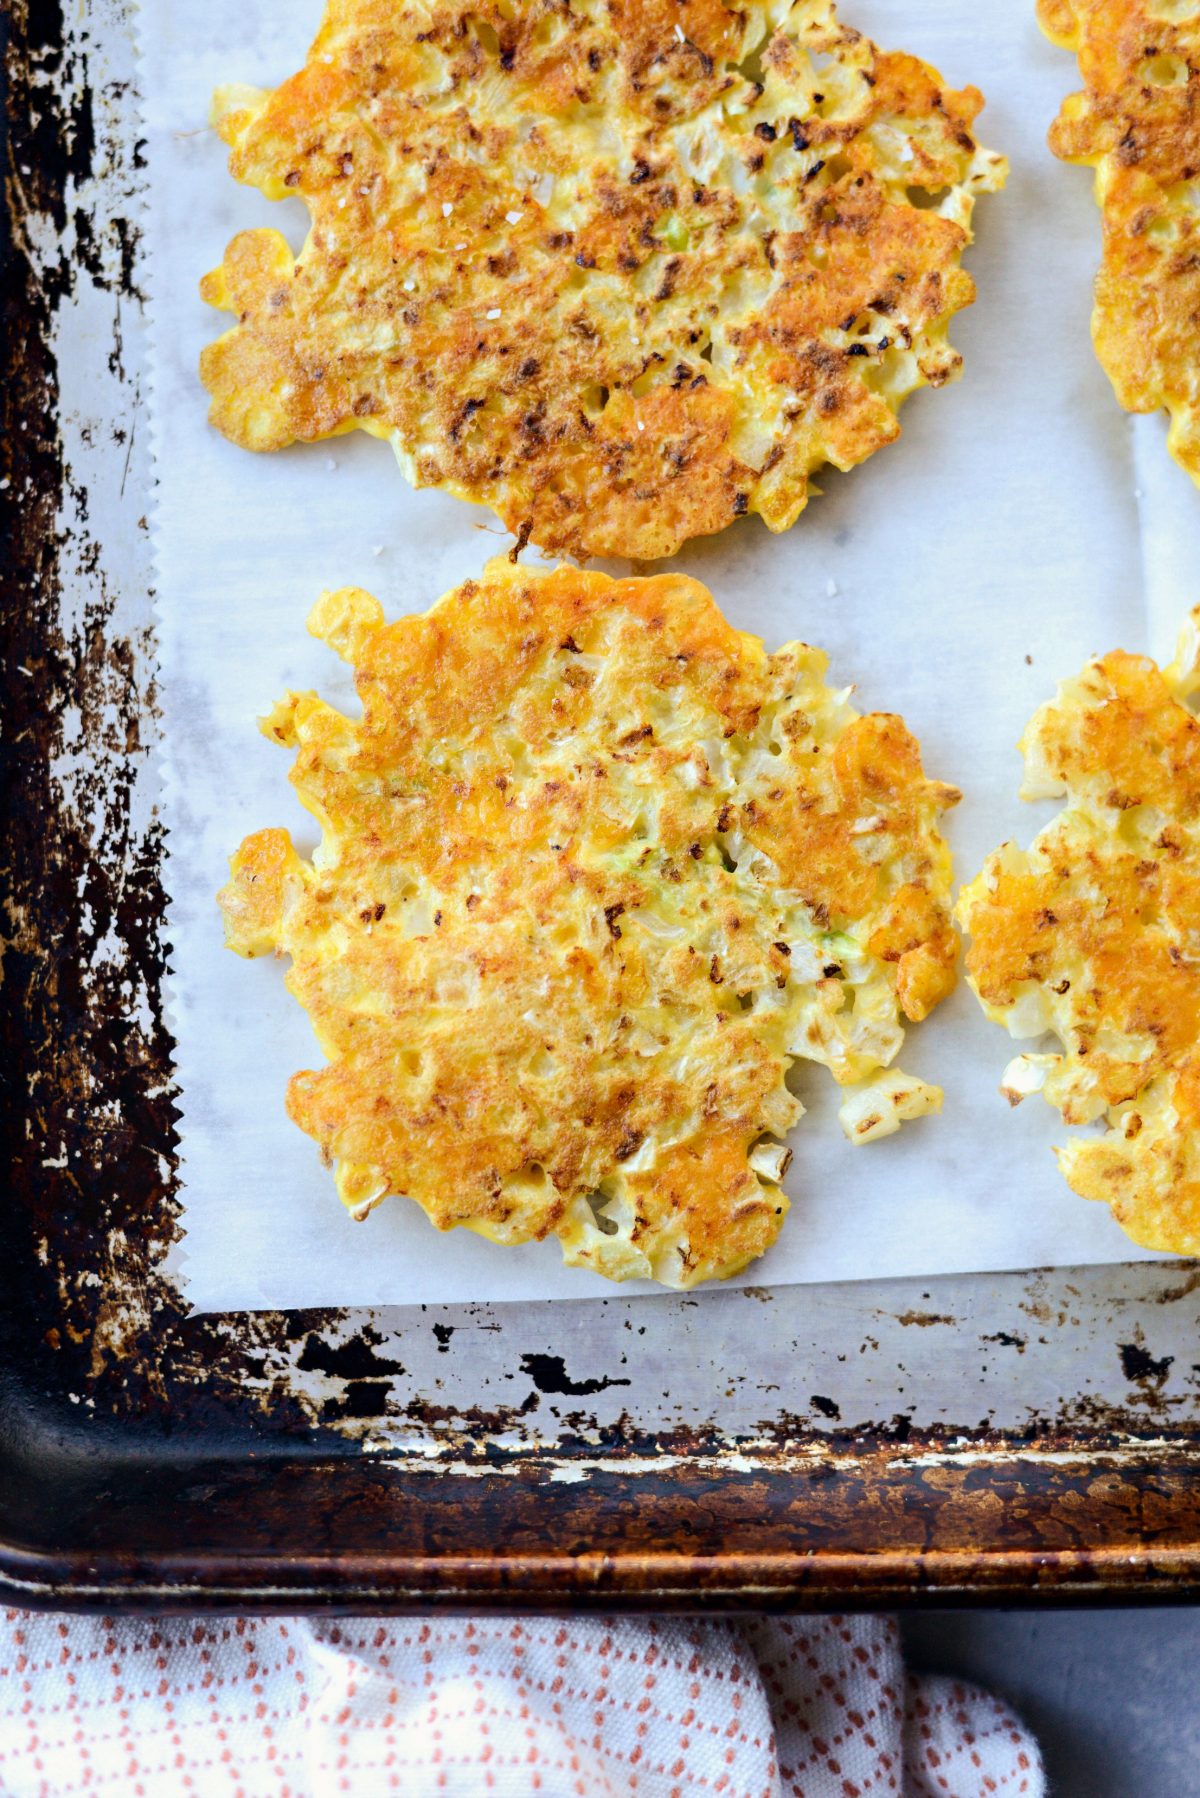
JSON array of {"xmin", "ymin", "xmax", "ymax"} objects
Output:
[{"xmin": 3, "ymin": 0, "xmax": 1200, "ymax": 1613}]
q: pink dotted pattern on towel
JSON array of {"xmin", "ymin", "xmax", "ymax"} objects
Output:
[{"xmin": 0, "ymin": 1609, "xmax": 1042, "ymax": 1797}]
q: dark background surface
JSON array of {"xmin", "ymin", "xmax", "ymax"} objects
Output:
[{"xmin": 903, "ymin": 1608, "xmax": 1200, "ymax": 1797}]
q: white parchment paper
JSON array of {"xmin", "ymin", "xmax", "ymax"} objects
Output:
[{"xmin": 139, "ymin": 1, "xmax": 1200, "ymax": 1313}]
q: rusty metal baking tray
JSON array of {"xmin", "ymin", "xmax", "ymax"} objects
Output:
[{"xmin": 3, "ymin": 2, "xmax": 1200, "ymax": 1615}]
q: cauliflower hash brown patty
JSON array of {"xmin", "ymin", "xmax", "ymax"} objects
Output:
[
  {"xmin": 958, "ymin": 611, "xmax": 1200, "ymax": 1258},
  {"xmin": 219, "ymin": 560, "xmax": 959, "ymax": 1288},
  {"xmin": 201, "ymin": 0, "xmax": 1005, "ymax": 561},
  {"xmin": 1039, "ymin": 0, "xmax": 1200, "ymax": 485}
]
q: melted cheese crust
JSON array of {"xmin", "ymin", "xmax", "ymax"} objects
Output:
[
  {"xmin": 1039, "ymin": 0, "xmax": 1200, "ymax": 483},
  {"xmin": 220, "ymin": 559, "xmax": 958, "ymax": 1287},
  {"xmin": 958, "ymin": 611, "xmax": 1200, "ymax": 1255},
  {"xmin": 201, "ymin": 0, "xmax": 1005, "ymax": 560}
]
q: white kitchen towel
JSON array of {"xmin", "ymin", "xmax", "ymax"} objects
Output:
[{"xmin": 0, "ymin": 1609, "xmax": 1041, "ymax": 1797}]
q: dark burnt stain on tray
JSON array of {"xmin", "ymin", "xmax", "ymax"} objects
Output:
[
  {"xmin": 519, "ymin": 1354, "xmax": 632, "ymax": 1398},
  {"xmin": 3, "ymin": 0, "xmax": 1200, "ymax": 1614},
  {"xmin": 1119, "ymin": 1339, "xmax": 1175, "ymax": 1387},
  {"xmin": 2, "ymin": 6, "xmax": 172, "ymax": 1359}
]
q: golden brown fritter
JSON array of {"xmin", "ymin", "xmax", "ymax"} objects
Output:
[
  {"xmin": 219, "ymin": 559, "xmax": 959, "ymax": 1287},
  {"xmin": 957, "ymin": 611, "xmax": 1200, "ymax": 1255},
  {"xmin": 200, "ymin": 0, "xmax": 1005, "ymax": 560},
  {"xmin": 1040, "ymin": 0, "xmax": 1200, "ymax": 481}
]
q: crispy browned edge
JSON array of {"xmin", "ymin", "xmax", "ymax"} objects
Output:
[{"xmin": 1, "ymin": 0, "xmax": 1200, "ymax": 1615}]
